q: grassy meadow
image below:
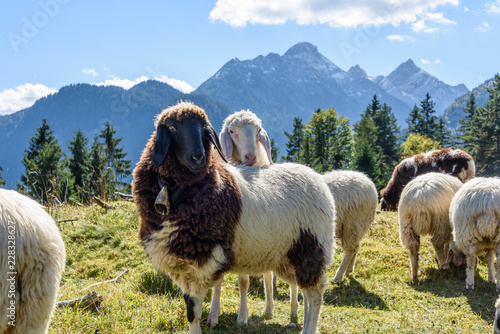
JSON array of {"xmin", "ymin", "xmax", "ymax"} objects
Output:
[{"xmin": 48, "ymin": 200, "xmax": 496, "ymax": 333}]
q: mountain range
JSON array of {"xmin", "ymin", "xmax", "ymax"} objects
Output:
[{"xmin": 0, "ymin": 42, "xmax": 482, "ymax": 188}]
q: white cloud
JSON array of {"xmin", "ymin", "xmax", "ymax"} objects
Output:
[
  {"xmin": 420, "ymin": 58, "xmax": 440, "ymax": 65},
  {"xmin": 386, "ymin": 34, "xmax": 415, "ymax": 42},
  {"xmin": 154, "ymin": 75, "xmax": 194, "ymax": 93},
  {"xmin": 486, "ymin": 1, "xmax": 500, "ymax": 14},
  {"xmin": 94, "ymin": 75, "xmax": 194, "ymax": 93},
  {"xmin": 464, "ymin": 6, "xmax": 470, "ymax": 12},
  {"xmin": 412, "ymin": 12, "xmax": 456, "ymax": 32},
  {"xmin": 210, "ymin": 0, "xmax": 458, "ymax": 28},
  {"xmin": 476, "ymin": 21, "xmax": 489, "ymax": 32},
  {"xmin": 82, "ymin": 68, "xmax": 99, "ymax": 76},
  {"xmin": 0, "ymin": 83, "xmax": 56, "ymax": 115}
]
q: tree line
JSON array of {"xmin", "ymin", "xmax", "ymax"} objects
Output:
[
  {"xmin": 12, "ymin": 120, "xmax": 131, "ymax": 204},
  {"xmin": 281, "ymin": 74, "xmax": 500, "ymax": 191},
  {"xmin": 0, "ymin": 75, "xmax": 498, "ymax": 197}
]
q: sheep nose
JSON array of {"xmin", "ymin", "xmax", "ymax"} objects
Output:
[
  {"xmin": 191, "ymin": 152, "xmax": 205, "ymax": 164},
  {"xmin": 244, "ymin": 153, "xmax": 256, "ymax": 166}
]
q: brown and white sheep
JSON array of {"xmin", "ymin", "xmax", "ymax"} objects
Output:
[
  {"xmin": 132, "ymin": 102, "xmax": 336, "ymax": 334},
  {"xmin": 380, "ymin": 148, "xmax": 475, "ymax": 211},
  {"xmin": 398, "ymin": 173, "xmax": 463, "ymax": 279},
  {"xmin": 0, "ymin": 189, "xmax": 66, "ymax": 334}
]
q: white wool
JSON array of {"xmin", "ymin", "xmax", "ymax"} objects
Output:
[{"xmin": 0, "ymin": 189, "xmax": 66, "ymax": 334}]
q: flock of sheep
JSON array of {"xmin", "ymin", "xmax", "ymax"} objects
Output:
[{"xmin": 1, "ymin": 101, "xmax": 500, "ymax": 333}]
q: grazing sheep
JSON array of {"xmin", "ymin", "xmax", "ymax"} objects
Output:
[
  {"xmin": 220, "ymin": 110, "xmax": 272, "ymax": 166},
  {"xmin": 133, "ymin": 102, "xmax": 336, "ymax": 334},
  {"xmin": 325, "ymin": 170, "xmax": 378, "ymax": 283},
  {"xmin": 494, "ymin": 297, "xmax": 500, "ymax": 334},
  {"xmin": 380, "ymin": 148, "xmax": 475, "ymax": 211},
  {"xmin": 449, "ymin": 177, "xmax": 500, "ymax": 290},
  {"xmin": 398, "ymin": 173, "xmax": 463, "ymax": 279},
  {"xmin": 0, "ymin": 189, "xmax": 66, "ymax": 334}
]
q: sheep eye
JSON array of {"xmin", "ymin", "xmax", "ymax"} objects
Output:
[
  {"xmin": 229, "ymin": 130, "xmax": 234, "ymax": 134},
  {"xmin": 168, "ymin": 125, "xmax": 176, "ymax": 131}
]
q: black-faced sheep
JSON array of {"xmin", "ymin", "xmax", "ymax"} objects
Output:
[
  {"xmin": 380, "ymin": 148, "xmax": 475, "ymax": 211},
  {"xmin": 398, "ymin": 173, "xmax": 463, "ymax": 279},
  {"xmin": 0, "ymin": 189, "xmax": 66, "ymax": 334},
  {"xmin": 132, "ymin": 102, "xmax": 336, "ymax": 334},
  {"xmin": 449, "ymin": 177, "xmax": 500, "ymax": 290}
]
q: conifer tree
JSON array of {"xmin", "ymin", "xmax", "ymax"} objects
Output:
[
  {"xmin": 458, "ymin": 93, "xmax": 479, "ymax": 152},
  {"xmin": 270, "ymin": 138, "xmax": 280, "ymax": 162},
  {"xmin": 478, "ymin": 74, "xmax": 500, "ymax": 175},
  {"xmin": 351, "ymin": 113, "xmax": 385, "ymax": 190},
  {"xmin": 68, "ymin": 129, "xmax": 90, "ymax": 192},
  {"xmin": 0, "ymin": 166, "xmax": 5, "ymax": 187},
  {"xmin": 406, "ymin": 104, "xmax": 425, "ymax": 136},
  {"xmin": 373, "ymin": 102, "xmax": 400, "ymax": 170},
  {"xmin": 19, "ymin": 119, "xmax": 63, "ymax": 202},
  {"xmin": 89, "ymin": 135, "xmax": 110, "ymax": 199},
  {"xmin": 283, "ymin": 117, "xmax": 303, "ymax": 162},
  {"xmin": 99, "ymin": 122, "xmax": 132, "ymax": 187},
  {"xmin": 420, "ymin": 92, "xmax": 439, "ymax": 138}
]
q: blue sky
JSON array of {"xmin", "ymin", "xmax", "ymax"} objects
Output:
[{"xmin": 0, "ymin": 0, "xmax": 499, "ymax": 115}]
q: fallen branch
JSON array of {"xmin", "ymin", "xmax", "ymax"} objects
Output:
[
  {"xmin": 69, "ymin": 197, "xmax": 83, "ymax": 207},
  {"xmin": 93, "ymin": 196, "xmax": 114, "ymax": 209},
  {"xmin": 114, "ymin": 192, "xmax": 134, "ymax": 200},
  {"xmin": 56, "ymin": 218, "xmax": 79, "ymax": 224},
  {"xmin": 79, "ymin": 269, "xmax": 129, "ymax": 293},
  {"xmin": 57, "ymin": 291, "xmax": 103, "ymax": 309}
]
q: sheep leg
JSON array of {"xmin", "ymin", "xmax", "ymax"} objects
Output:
[
  {"xmin": 345, "ymin": 244, "xmax": 361, "ymax": 276},
  {"xmin": 431, "ymin": 235, "xmax": 448, "ymax": 270},
  {"xmin": 237, "ymin": 274, "xmax": 250, "ymax": 324},
  {"xmin": 184, "ymin": 290, "xmax": 208, "ymax": 334},
  {"xmin": 207, "ymin": 276, "xmax": 223, "ymax": 327},
  {"xmin": 496, "ymin": 244, "xmax": 500, "ymax": 292},
  {"xmin": 466, "ymin": 254, "xmax": 477, "ymax": 290},
  {"xmin": 263, "ymin": 271, "xmax": 274, "ymax": 317},
  {"xmin": 405, "ymin": 233, "xmax": 420, "ymax": 280},
  {"xmin": 332, "ymin": 251, "xmax": 352, "ymax": 283},
  {"xmin": 290, "ymin": 283, "xmax": 299, "ymax": 323},
  {"xmin": 301, "ymin": 285, "xmax": 324, "ymax": 334},
  {"xmin": 487, "ymin": 249, "xmax": 496, "ymax": 283}
]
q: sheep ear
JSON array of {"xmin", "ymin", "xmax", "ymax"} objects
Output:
[
  {"xmin": 206, "ymin": 125, "xmax": 228, "ymax": 163},
  {"xmin": 220, "ymin": 130, "xmax": 233, "ymax": 161},
  {"xmin": 153, "ymin": 124, "xmax": 171, "ymax": 167},
  {"xmin": 259, "ymin": 128, "xmax": 273, "ymax": 163}
]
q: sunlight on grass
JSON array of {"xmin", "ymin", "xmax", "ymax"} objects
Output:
[{"xmin": 49, "ymin": 201, "xmax": 495, "ymax": 333}]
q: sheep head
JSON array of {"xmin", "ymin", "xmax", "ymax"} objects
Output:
[
  {"xmin": 153, "ymin": 102, "xmax": 226, "ymax": 173},
  {"xmin": 220, "ymin": 110, "xmax": 272, "ymax": 166}
]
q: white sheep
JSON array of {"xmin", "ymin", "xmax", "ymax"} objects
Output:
[
  {"xmin": 133, "ymin": 102, "xmax": 336, "ymax": 334},
  {"xmin": 0, "ymin": 189, "xmax": 66, "ymax": 334},
  {"xmin": 450, "ymin": 177, "xmax": 500, "ymax": 290},
  {"xmin": 211, "ymin": 111, "xmax": 377, "ymax": 326},
  {"xmin": 494, "ymin": 297, "xmax": 500, "ymax": 334},
  {"xmin": 398, "ymin": 173, "xmax": 463, "ymax": 279}
]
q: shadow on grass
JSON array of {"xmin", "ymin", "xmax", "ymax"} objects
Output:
[
  {"xmin": 137, "ymin": 271, "xmax": 179, "ymax": 296},
  {"xmin": 324, "ymin": 277, "xmax": 388, "ymax": 310},
  {"xmin": 201, "ymin": 311, "xmax": 301, "ymax": 333},
  {"xmin": 409, "ymin": 264, "xmax": 497, "ymax": 322}
]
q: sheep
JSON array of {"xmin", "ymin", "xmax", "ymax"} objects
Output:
[
  {"xmin": 494, "ymin": 297, "xmax": 500, "ymax": 334},
  {"xmin": 397, "ymin": 173, "xmax": 463, "ymax": 279},
  {"xmin": 209, "ymin": 111, "xmax": 377, "ymax": 326},
  {"xmin": 449, "ymin": 177, "xmax": 500, "ymax": 290},
  {"xmin": 0, "ymin": 189, "xmax": 66, "ymax": 334},
  {"xmin": 220, "ymin": 110, "xmax": 272, "ymax": 166},
  {"xmin": 380, "ymin": 148, "xmax": 475, "ymax": 211},
  {"xmin": 132, "ymin": 102, "xmax": 336, "ymax": 334}
]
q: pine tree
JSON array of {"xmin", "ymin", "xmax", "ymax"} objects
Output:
[
  {"xmin": 270, "ymin": 138, "xmax": 280, "ymax": 162},
  {"xmin": 458, "ymin": 93, "xmax": 478, "ymax": 152},
  {"xmin": 435, "ymin": 118, "xmax": 453, "ymax": 147},
  {"xmin": 420, "ymin": 93, "xmax": 439, "ymax": 138},
  {"xmin": 68, "ymin": 129, "xmax": 90, "ymax": 191},
  {"xmin": 406, "ymin": 104, "xmax": 425, "ymax": 135},
  {"xmin": 478, "ymin": 74, "xmax": 500, "ymax": 175},
  {"xmin": 372, "ymin": 102, "xmax": 400, "ymax": 172},
  {"xmin": 89, "ymin": 135, "xmax": 110, "ymax": 199},
  {"xmin": 283, "ymin": 117, "xmax": 304, "ymax": 162},
  {"xmin": 19, "ymin": 119, "xmax": 63, "ymax": 202},
  {"xmin": 99, "ymin": 122, "xmax": 132, "ymax": 189},
  {"xmin": 351, "ymin": 113, "xmax": 385, "ymax": 190},
  {"xmin": 0, "ymin": 166, "xmax": 5, "ymax": 187}
]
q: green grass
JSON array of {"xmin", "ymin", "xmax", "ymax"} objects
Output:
[{"xmin": 49, "ymin": 201, "xmax": 496, "ymax": 333}]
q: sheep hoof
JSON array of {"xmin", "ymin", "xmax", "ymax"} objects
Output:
[
  {"xmin": 466, "ymin": 284, "xmax": 474, "ymax": 290},
  {"xmin": 290, "ymin": 313, "xmax": 298, "ymax": 324},
  {"xmin": 285, "ymin": 323, "xmax": 298, "ymax": 329},
  {"xmin": 440, "ymin": 263, "xmax": 450, "ymax": 270},
  {"xmin": 206, "ymin": 313, "xmax": 219, "ymax": 327},
  {"xmin": 264, "ymin": 307, "xmax": 273, "ymax": 318},
  {"xmin": 332, "ymin": 275, "xmax": 343, "ymax": 283}
]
